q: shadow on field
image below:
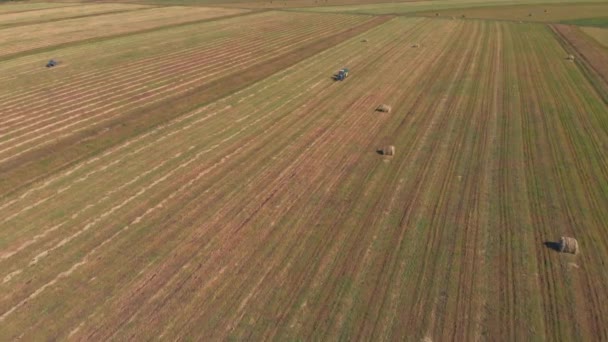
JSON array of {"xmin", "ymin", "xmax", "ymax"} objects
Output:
[{"xmin": 544, "ymin": 241, "xmax": 561, "ymax": 252}]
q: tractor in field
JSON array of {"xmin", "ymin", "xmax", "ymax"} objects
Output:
[
  {"xmin": 334, "ymin": 67, "xmax": 349, "ymax": 81},
  {"xmin": 46, "ymin": 59, "xmax": 58, "ymax": 68}
]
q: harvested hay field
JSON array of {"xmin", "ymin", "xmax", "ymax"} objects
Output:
[
  {"xmin": 1, "ymin": 7, "xmax": 608, "ymax": 342},
  {"xmin": 297, "ymin": 0, "xmax": 607, "ymax": 15},
  {"xmin": 580, "ymin": 27, "xmax": 608, "ymax": 47},
  {"xmin": 0, "ymin": 3, "xmax": 152, "ymax": 27},
  {"xmin": 419, "ymin": 3, "xmax": 608, "ymax": 23},
  {"xmin": 0, "ymin": 6, "xmax": 247, "ymax": 58}
]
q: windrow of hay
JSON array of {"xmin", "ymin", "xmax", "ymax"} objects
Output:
[
  {"xmin": 560, "ymin": 237, "xmax": 579, "ymax": 254},
  {"xmin": 376, "ymin": 104, "xmax": 391, "ymax": 112}
]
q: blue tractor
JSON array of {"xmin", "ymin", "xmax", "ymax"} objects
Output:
[
  {"xmin": 46, "ymin": 59, "xmax": 58, "ymax": 68},
  {"xmin": 334, "ymin": 67, "xmax": 349, "ymax": 81}
]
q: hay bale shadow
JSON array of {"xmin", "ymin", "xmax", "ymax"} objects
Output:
[{"xmin": 544, "ymin": 241, "xmax": 561, "ymax": 252}]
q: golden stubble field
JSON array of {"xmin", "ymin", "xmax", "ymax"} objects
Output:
[{"xmin": 1, "ymin": 1, "xmax": 607, "ymax": 340}]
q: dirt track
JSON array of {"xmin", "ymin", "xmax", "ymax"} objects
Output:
[{"xmin": 1, "ymin": 11, "xmax": 608, "ymax": 341}]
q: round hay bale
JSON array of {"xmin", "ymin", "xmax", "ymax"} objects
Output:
[
  {"xmin": 528, "ymin": 13, "xmax": 532, "ymax": 17},
  {"xmin": 376, "ymin": 104, "xmax": 391, "ymax": 113},
  {"xmin": 567, "ymin": 54, "xmax": 575, "ymax": 61},
  {"xmin": 435, "ymin": 13, "xmax": 439, "ymax": 16},
  {"xmin": 412, "ymin": 43, "xmax": 420, "ymax": 48},
  {"xmin": 559, "ymin": 237, "xmax": 579, "ymax": 254},
  {"xmin": 544, "ymin": 9, "xmax": 548, "ymax": 13},
  {"xmin": 361, "ymin": 39, "xmax": 368, "ymax": 42},
  {"xmin": 382, "ymin": 145, "xmax": 395, "ymax": 156}
]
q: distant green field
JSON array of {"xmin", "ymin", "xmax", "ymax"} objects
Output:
[
  {"xmin": 417, "ymin": 3, "xmax": 608, "ymax": 23},
  {"xmin": 297, "ymin": 0, "xmax": 608, "ymax": 15},
  {"xmin": 562, "ymin": 17, "xmax": 608, "ymax": 27}
]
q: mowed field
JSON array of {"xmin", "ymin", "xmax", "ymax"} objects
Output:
[
  {"xmin": 0, "ymin": 6, "xmax": 247, "ymax": 58},
  {"xmin": 297, "ymin": 0, "xmax": 607, "ymax": 15},
  {"xmin": 0, "ymin": 3, "xmax": 152, "ymax": 28},
  {"xmin": 581, "ymin": 26, "xmax": 608, "ymax": 47},
  {"xmin": 418, "ymin": 3, "xmax": 608, "ymax": 23},
  {"xmin": 1, "ymin": 1, "xmax": 608, "ymax": 341}
]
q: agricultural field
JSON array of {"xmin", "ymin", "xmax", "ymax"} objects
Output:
[
  {"xmin": 581, "ymin": 26, "xmax": 608, "ymax": 47},
  {"xmin": 0, "ymin": 2, "xmax": 80, "ymax": 14},
  {"xmin": 0, "ymin": 6, "xmax": 247, "ymax": 58},
  {"xmin": 418, "ymin": 3, "xmax": 608, "ymax": 23},
  {"xmin": 0, "ymin": 3, "xmax": 152, "ymax": 28},
  {"xmin": 296, "ymin": 0, "xmax": 606, "ymax": 15},
  {"xmin": 1, "ymin": 0, "xmax": 608, "ymax": 341},
  {"xmin": 0, "ymin": 10, "xmax": 377, "ymax": 192},
  {"xmin": 563, "ymin": 17, "xmax": 608, "ymax": 27}
]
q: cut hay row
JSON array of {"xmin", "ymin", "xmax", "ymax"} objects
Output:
[
  {"xmin": 0, "ymin": 16, "xmax": 372, "ymax": 163},
  {"xmin": 0, "ymin": 6, "xmax": 247, "ymax": 57},
  {"xmin": 0, "ymin": 13, "xmax": 366, "ymax": 116},
  {"xmin": 0, "ymin": 3, "xmax": 151, "ymax": 27}
]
